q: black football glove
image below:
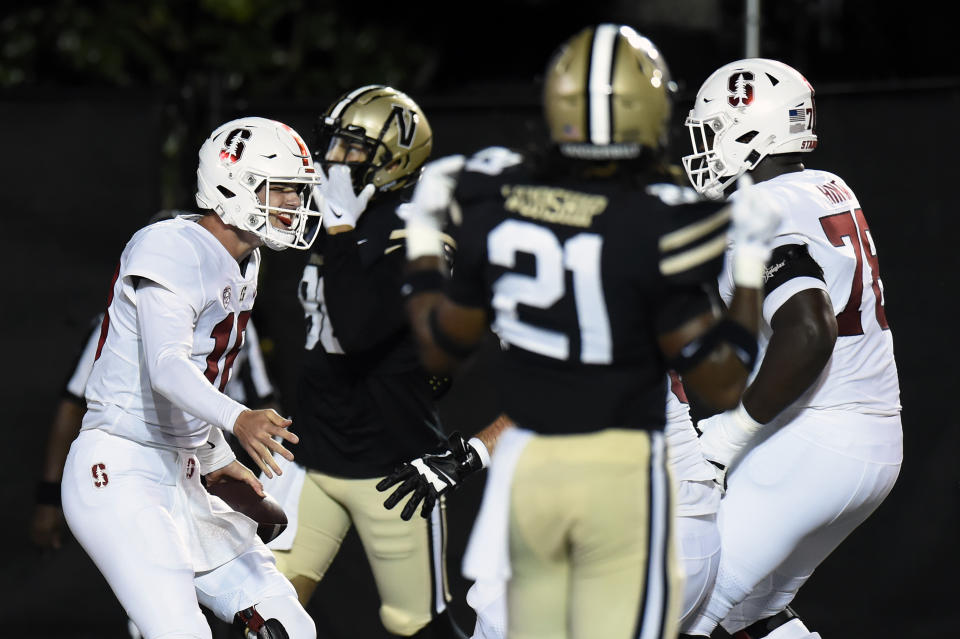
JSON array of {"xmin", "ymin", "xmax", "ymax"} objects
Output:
[{"xmin": 376, "ymin": 431, "xmax": 487, "ymax": 521}]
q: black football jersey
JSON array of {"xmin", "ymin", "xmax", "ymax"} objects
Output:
[
  {"xmin": 446, "ymin": 147, "xmax": 729, "ymax": 435},
  {"xmin": 294, "ymin": 189, "xmax": 450, "ymax": 478}
]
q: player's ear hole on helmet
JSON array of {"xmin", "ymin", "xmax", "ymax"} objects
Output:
[
  {"xmin": 384, "ymin": 156, "xmax": 405, "ymax": 172},
  {"xmin": 736, "ymin": 131, "xmax": 759, "ymax": 144}
]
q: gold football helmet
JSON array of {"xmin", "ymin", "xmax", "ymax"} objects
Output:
[
  {"xmin": 314, "ymin": 85, "xmax": 433, "ymax": 193},
  {"xmin": 543, "ymin": 24, "xmax": 677, "ymax": 161}
]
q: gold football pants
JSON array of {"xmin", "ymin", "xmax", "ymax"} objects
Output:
[
  {"xmin": 508, "ymin": 429, "xmax": 681, "ymax": 639},
  {"xmin": 271, "ymin": 473, "xmax": 450, "ymax": 636}
]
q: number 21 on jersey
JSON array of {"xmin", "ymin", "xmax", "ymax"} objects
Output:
[
  {"xmin": 819, "ymin": 208, "xmax": 889, "ymax": 336},
  {"xmin": 489, "ymin": 219, "xmax": 612, "ymax": 364}
]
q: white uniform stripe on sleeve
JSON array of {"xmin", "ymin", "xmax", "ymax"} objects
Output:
[
  {"xmin": 638, "ymin": 431, "xmax": 669, "ymax": 639},
  {"xmin": 589, "ymin": 24, "xmax": 618, "ymax": 145},
  {"xmin": 658, "ymin": 208, "xmax": 730, "ymax": 252},
  {"xmin": 659, "ymin": 233, "xmax": 728, "ymax": 276}
]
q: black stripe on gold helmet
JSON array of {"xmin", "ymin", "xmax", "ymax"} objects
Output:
[
  {"xmin": 544, "ymin": 24, "xmax": 677, "ymax": 161},
  {"xmin": 314, "ymin": 85, "xmax": 433, "ymax": 193}
]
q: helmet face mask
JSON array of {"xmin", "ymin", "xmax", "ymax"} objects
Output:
[
  {"xmin": 682, "ymin": 58, "xmax": 818, "ymax": 200},
  {"xmin": 543, "ymin": 24, "xmax": 677, "ymax": 161},
  {"xmin": 314, "ymin": 85, "xmax": 433, "ymax": 194},
  {"xmin": 253, "ymin": 178, "xmax": 321, "ymax": 250},
  {"xmin": 196, "ymin": 117, "xmax": 322, "ymax": 251}
]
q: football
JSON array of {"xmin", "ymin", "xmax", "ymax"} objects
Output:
[{"xmin": 206, "ymin": 478, "xmax": 287, "ymax": 544}]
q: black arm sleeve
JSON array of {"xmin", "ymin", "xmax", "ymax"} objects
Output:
[
  {"xmin": 321, "ymin": 230, "xmax": 408, "ymax": 352},
  {"xmin": 763, "ymin": 244, "xmax": 825, "ymax": 296}
]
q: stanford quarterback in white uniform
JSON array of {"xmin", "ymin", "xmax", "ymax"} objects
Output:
[
  {"xmin": 681, "ymin": 59, "xmax": 902, "ymax": 639},
  {"xmin": 61, "ymin": 117, "xmax": 322, "ymax": 639}
]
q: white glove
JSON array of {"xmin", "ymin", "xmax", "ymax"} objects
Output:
[
  {"xmin": 697, "ymin": 403, "xmax": 764, "ymax": 470},
  {"xmin": 729, "ymin": 173, "xmax": 784, "ymax": 287},
  {"xmin": 317, "ymin": 164, "xmax": 375, "ymax": 231},
  {"xmin": 398, "ymin": 155, "xmax": 465, "ymax": 259}
]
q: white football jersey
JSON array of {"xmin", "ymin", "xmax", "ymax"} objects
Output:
[
  {"xmin": 719, "ymin": 169, "xmax": 900, "ymax": 415},
  {"xmin": 82, "ymin": 216, "xmax": 259, "ymax": 449}
]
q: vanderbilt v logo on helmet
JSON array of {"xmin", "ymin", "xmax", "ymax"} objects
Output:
[
  {"xmin": 315, "ymin": 85, "xmax": 433, "ymax": 192},
  {"xmin": 388, "ymin": 105, "xmax": 417, "ymax": 148},
  {"xmin": 543, "ymin": 24, "xmax": 677, "ymax": 161}
]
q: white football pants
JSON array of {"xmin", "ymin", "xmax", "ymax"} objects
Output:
[
  {"xmin": 62, "ymin": 429, "xmax": 313, "ymax": 638},
  {"xmin": 687, "ymin": 409, "xmax": 902, "ymax": 635}
]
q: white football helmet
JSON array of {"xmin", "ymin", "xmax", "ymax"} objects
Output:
[
  {"xmin": 682, "ymin": 58, "xmax": 818, "ymax": 200},
  {"xmin": 196, "ymin": 117, "xmax": 322, "ymax": 250}
]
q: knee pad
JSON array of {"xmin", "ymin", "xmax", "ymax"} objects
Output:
[{"xmin": 234, "ymin": 596, "xmax": 315, "ymax": 639}]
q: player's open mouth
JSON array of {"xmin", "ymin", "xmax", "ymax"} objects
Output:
[{"xmin": 276, "ymin": 213, "xmax": 293, "ymax": 227}]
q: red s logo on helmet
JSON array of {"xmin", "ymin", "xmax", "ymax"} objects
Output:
[
  {"xmin": 219, "ymin": 128, "xmax": 252, "ymax": 164},
  {"xmin": 728, "ymin": 72, "xmax": 755, "ymax": 107}
]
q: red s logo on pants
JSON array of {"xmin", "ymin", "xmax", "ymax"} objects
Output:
[{"xmin": 91, "ymin": 463, "xmax": 109, "ymax": 488}]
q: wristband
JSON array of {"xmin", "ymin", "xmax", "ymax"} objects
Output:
[
  {"xmin": 36, "ymin": 480, "xmax": 61, "ymax": 507},
  {"xmin": 667, "ymin": 318, "xmax": 758, "ymax": 374},
  {"xmin": 400, "ymin": 269, "xmax": 444, "ymax": 300},
  {"xmin": 468, "ymin": 437, "xmax": 491, "ymax": 469}
]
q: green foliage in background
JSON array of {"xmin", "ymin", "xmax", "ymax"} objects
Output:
[
  {"xmin": 0, "ymin": 0, "xmax": 440, "ymax": 208},
  {"xmin": 0, "ymin": 0, "xmax": 435, "ymax": 96}
]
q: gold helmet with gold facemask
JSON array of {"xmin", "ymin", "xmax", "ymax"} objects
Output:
[
  {"xmin": 544, "ymin": 24, "xmax": 677, "ymax": 161},
  {"xmin": 314, "ymin": 85, "xmax": 433, "ymax": 193}
]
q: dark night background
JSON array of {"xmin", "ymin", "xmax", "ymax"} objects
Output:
[{"xmin": 2, "ymin": 1, "xmax": 957, "ymax": 637}]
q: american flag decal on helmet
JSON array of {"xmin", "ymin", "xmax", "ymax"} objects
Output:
[{"xmin": 788, "ymin": 108, "xmax": 807, "ymax": 133}]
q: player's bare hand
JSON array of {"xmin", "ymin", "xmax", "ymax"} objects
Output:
[
  {"xmin": 232, "ymin": 409, "xmax": 298, "ymax": 480},
  {"xmin": 206, "ymin": 460, "xmax": 265, "ymax": 498},
  {"xmin": 30, "ymin": 504, "xmax": 64, "ymax": 550}
]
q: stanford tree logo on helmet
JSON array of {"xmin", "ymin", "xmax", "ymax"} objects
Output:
[
  {"xmin": 219, "ymin": 128, "xmax": 252, "ymax": 165},
  {"xmin": 727, "ymin": 72, "xmax": 755, "ymax": 108}
]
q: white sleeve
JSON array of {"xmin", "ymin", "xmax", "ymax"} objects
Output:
[
  {"xmin": 137, "ymin": 281, "xmax": 247, "ymax": 433},
  {"xmin": 761, "ymin": 276, "xmax": 829, "ymax": 326},
  {"xmin": 196, "ymin": 426, "xmax": 237, "ymax": 475}
]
